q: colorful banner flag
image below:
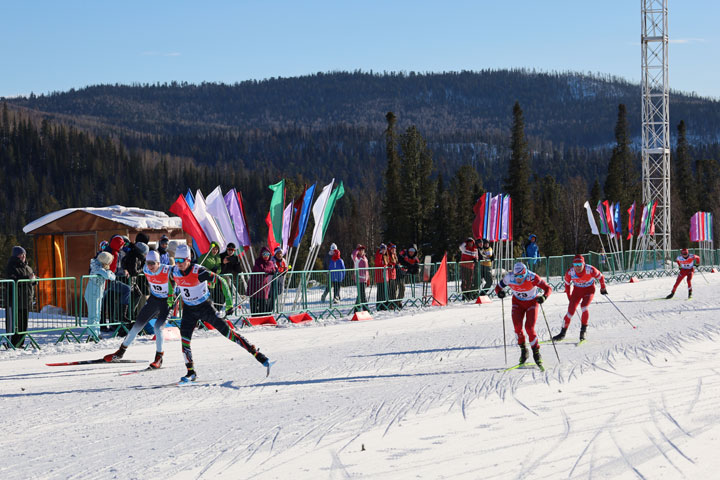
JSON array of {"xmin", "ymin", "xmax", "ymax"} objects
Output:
[
  {"xmin": 169, "ymin": 194, "xmax": 211, "ymax": 254},
  {"xmin": 584, "ymin": 201, "xmax": 600, "ymax": 235},
  {"xmin": 602, "ymin": 201, "xmax": 615, "ymax": 238},
  {"xmin": 638, "ymin": 203, "xmax": 649, "ymax": 238},
  {"xmin": 500, "ymin": 195, "xmax": 511, "ymax": 241},
  {"xmin": 291, "ymin": 184, "xmax": 316, "ymax": 248},
  {"xmin": 265, "ymin": 211, "xmax": 280, "ymax": 252},
  {"xmin": 431, "ymin": 253, "xmax": 448, "ymax": 306},
  {"xmin": 184, "ymin": 189, "xmax": 201, "ymax": 256},
  {"xmin": 193, "ymin": 190, "xmax": 225, "ymax": 250},
  {"xmin": 483, "ymin": 192, "xmax": 491, "ymax": 240},
  {"xmin": 472, "ymin": 194, "xmax": 487, "ymax": 240},
  {"xmin": 613, "ymin": 203, "xmax": 622, "ymax": 237},
  {"xmin": 311, "ymin": 180, "xmax": 335, "ymax": 248},
  {"xmin": 707, "ymin": 212, "xmax": 713, "ymax": 242},
  {"xmin": 224, "ymin": 188, "xmax": 251, "ymax": 249},
  {"xmin": 690, "ymin": 212, "xmax": 702, "ymax": 242},
  {"xmin": 648, "ymin": 201, "xmax": 658, "ymax": 236},
  {"xmin": 267, "ymin": 180, "xmax": 286, "ymax": 247},
  {"xmin": 281, "ymin": 202, "xmax": 293, "ymax": 254},
  {"xmin": 488, "ymin": 194, "xmax": 501, "ymax": 241},
  {"xmin": 206, "ymin": 186, "xmax": 240, "ymax": 251},
  {"xmin": 596, "ymin": 202, "xmax": 609, "ymax": 235},
  {"xmin": 321, "ymin": 181, "xmax": 345, "ymax": 241},
  {"xmin": 626, "ymin": 202, "xmax": 636, "ymax": 240}
]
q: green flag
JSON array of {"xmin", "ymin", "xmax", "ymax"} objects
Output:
[
  {"xmin": 268, "ymin": 180, "xmax": 285, "ymax": 245},
  {"xmin": 321, "ymin": 181, "xmax": 345, "ymax": 242}
]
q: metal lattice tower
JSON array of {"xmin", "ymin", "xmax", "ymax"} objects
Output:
[{"xmin": 641, "ymin": 0, "xmax": 671, "ymax": 257}]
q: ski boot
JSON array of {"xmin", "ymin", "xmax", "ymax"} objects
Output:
[
  {"xmin": 688, "ymin": 289, "xmax": 692, "ymax": 299},
  {"xmin": 579, "ymin": 325, "xmax": 587, "ymax": 342},
  {"xmin": 665, "ymin": 291, "xmax": 674, "ymax": 299},
  {"xmin": 519, "ymin": 343, "xmax": 529, "ymax": 364},
  {"xmin": 532, "ymin": 346, "xmax": 543, "ymax": 367},
  {"xmin": 149, "ymin": 351, "xmax": 164, "ymax": 369},
  {"xmin": 552, "ymin": 327, "xmax": 567, "ymax": 342},
  {"xmin": 103, "ymin": 344, "xmax": 127, "ymax": 362},
  {"xmin": 180, "ymin": 364, "xmax": 197, "ymax": 383}
]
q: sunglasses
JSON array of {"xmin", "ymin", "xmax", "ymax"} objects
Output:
[
  {"xmin": 573, "ymin": 262, "xmax": 584, "ymax": 267},
  {"xmin": 175, "ymin": 258, "xmax": 187, "ymax": 263},
  {"xmin": 146, "ymin": 261, "xmax": 157, "ymax": 266},
  {"xmin": 262, "ymin": 253, "xmax": 271, "ymax": 257}
]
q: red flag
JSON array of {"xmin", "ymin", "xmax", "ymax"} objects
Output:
[
  {"xmin": 431, "ymin": 253, "xmax": 448, "ymax": 306},
  {"xmin": 626, "ymin": 202, "xmax": 636, "ymax": 240},
  {"xmin": 649, "ymin": 201, "xmax": 658, "ymax": 236},
  {"xmin": 169, "ymin": 194, "xmax": 211, "ymax": 253},
  {"xmin": 602, "ymin": 200, "xmax": 615, "ymax": 237},
  {"xmin": 265, "ymin": 211, "xmax": 280, "ymax": 252},
  {"xmin": 472, "ymin": 195, "xmax": 486, "ymax": 240}
]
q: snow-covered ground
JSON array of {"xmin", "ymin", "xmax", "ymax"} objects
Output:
[{"xmin": 2, "ymin": 273, "xmax": 720, "ymax": 479}]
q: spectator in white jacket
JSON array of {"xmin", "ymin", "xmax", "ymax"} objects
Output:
[{"xmin": 351, "ymin": 244, "xmax": 370, "ymax": 312}]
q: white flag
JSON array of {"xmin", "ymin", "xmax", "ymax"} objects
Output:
[
  {"xmin": 583, "ymin": 201, "xmax": 600, "ymax": 236},
  {"xmin": 310, "ymin": 179, "xmax": 335, "ymax": 248},
  {"xmin": 205, "ymin": 186, "xmax": 240, "ymax": 252},
  {"xmin": 281, "ymin": 202, "xmax": 293, "ymax": 254},
  {"xmin": 193, "ymin": 190, "xmax": 226, "ymax": 250}
]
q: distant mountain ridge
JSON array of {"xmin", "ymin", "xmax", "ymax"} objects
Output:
[{"xmin": 6, "ymin": 69, "xmax": 720, "ymax": 148}]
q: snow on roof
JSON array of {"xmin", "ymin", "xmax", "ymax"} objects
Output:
[{"xmin": 23, "ymin": 205, "xmax": 182, "ymax": 233}]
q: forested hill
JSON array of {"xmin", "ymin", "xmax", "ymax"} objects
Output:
[{"xmin": 6, "ymin": 70, "xmax": 720, "ymax": 147}]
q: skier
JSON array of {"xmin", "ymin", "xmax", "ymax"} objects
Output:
[
  {"xmin": 172, "ymin": 244, "xmax": 271, "ymax": 382},
  {"xmin": 103, "ymin": 250, "xmax": 175, "ymax": 368},
  {"xmin": 666, "ymin": 248, "xmax": 701, "ymax": 299},
  {"xmin": 495, "ymin": 262, "xmax": 552, "ymax": 367},
  {"xmin": 552, "ymin": 255, "xmax": 607, "ymax": 342}
]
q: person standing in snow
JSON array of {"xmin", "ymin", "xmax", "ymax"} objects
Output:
[
  {"xmin": 666, "ymin": 248, "xmax": 701, "ymax": 299},
  {"xmin": 525, "ymin": 234, "xmax": 539, "ymax": 270},
  {"xmin": 398, "ymin": 245, "xmax": 420, "ymax": 302},
  {"xmin": 103, "ymin": 250, "xmax": 175, "ymax": 368},
  {"xmin": 172, "ymin": 244, "xmax": 271, "ymax": 382},
  {"xmin": 478, "ymin": 239, "xmax": 494, "ymax": 295},
  {"xmin": 495, "ymin": 262, "xmax": 552, "ymax": 367},
  {"xmin": 248, "ymin": 247, "xmax": 277, "ymax": 314},
  {"xmin": 321, "ymin": 243, "xmax": 337, "ymax": 302},
  {"xmin": 270, "ymin": 247, "xmax": 288, "ymax": 309},
  {"xmin": 386, "ymin": 243, "xmax": 400, "ymax": 309},
  {"xmin": 374, "ymin": 243, "xmax": 390, "ymax": 310},
  {"xmin": 459, "ymin": 237, "xmax": 479, "ymax": 300},
  {"xmin": 328, "ymin": 247, "xmax": 346, "ymax": 302},
  {"xmin": 552, "ymin": 255, "xmax": 607, "ymax": 342},
  {"xmin": 84, "ymin": 251, "xmax": 115, "ymax": 340},
  {"xmin": 4, "ymin": 246, "xmax": 37, "ymax": 347},
  {"xmin": 352, "ymin": 245, "xmax": 370, "ymax": 312}
]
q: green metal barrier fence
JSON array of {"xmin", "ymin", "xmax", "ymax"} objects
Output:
[{"xmin": 1, "ymin": 249, "xmax": 718, "ymax": 349}]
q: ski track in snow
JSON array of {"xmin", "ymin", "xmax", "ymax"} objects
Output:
[{"xmin": 2, "ymin": 275, "xmax": 720, "ymax": 479}]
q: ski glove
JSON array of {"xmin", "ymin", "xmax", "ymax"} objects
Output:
[
  {"xmin": 600, "ymin": 288, "xmax": 608, "ymax": 295},
  {"xmin": 496, "ymin": 290, "xmax": 506, "ymax": 299},
  {"xmin": 215, "ymin": 309, "xmax": 226, "ymax": 319},
  {"xmin": 536, "ymin": 295, "xmax": 547, "ymax": 304}
]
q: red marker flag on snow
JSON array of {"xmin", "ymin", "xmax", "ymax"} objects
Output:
[
  {"xmin": 431, "ymin": 253, "xmax": 448, "ymax": 306},
  {"xmin": 169, "ymin": 194, "xmax": 210, "ymax": 253}
]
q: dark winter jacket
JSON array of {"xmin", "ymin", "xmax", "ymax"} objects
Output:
[
  {"xmin": 121, "ymin": 243, "xmax": 146, "ymax": 277},
  {"xmin": 3, "ymin": 255, "xmax": 36, "ymax": 309},
  {"xmin": 399, "ymin": 249, "xmax": 420, "ymax": 275},
  {"xmin": 248, "ymin": 247, "xmax": 277, "ymax": 299},
  {"xmin": 220, "ymin": 250, "xmax": 242, "ymax": 275}
]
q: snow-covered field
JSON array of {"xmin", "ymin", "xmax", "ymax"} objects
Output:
[{"xmin": 2, "ymin": 273, "xmax": 720, "ymax": 479}]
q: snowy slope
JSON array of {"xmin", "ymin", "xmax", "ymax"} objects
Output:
[{"xmin": 1, "ymin": 274, "xmax": 720, "ymax": 479}]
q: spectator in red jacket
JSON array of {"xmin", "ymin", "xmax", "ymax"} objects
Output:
[
  {"xmin": 459, "ymin": 237, "xmax": 478, "ymax": 300},
  {"xmin": 374, "ymin": 243, "xmax": 390, "ymax": 310}
]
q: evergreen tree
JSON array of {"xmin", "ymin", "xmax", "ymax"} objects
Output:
[
  {"xmin": 382, "ymin": 112, "xmax": 403, "ymax": 242},
  {"xmin": 672, "ymin": 120, "xmax": 698, "ymax": 244},
  {"xmin": 504, "ymin": 102, "xmax": 533, "ymax": 242},
  {"xmin": 604, "ymin": 104, "xmax": 640, "ymax": 206}
]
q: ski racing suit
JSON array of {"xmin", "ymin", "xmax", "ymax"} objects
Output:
[
  {"xmin": 671, "ymin": 254, "xmax": 700, "ymax": 293},
  {"xmin": 495, "ymin": 272, "xmax": 552, "ymax": 348},
  {"xmin": 173, "ymin": 263, "xmax": 267, "ymax": 372},
  {"xmin": 562, "ymin": 264, "xmax": 606, "ymax": 329}
]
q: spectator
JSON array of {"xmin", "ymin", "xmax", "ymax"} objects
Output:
[
  {"xmin": 459, "ymin": 237, "xmax": 479, "ymax": 300},
  {"xmin": 478, "ymin": 239, "xmax": 494, "ymax": 295},
  {"xmin": 351, "ymin": 244, "xmax": 370, "ymax": 312},
  {"xmin": 321, "ymin": 243, "xmax": 337, "ymax": 302},
  {"xmin": 157, "ymin": 235, "xmax": 170, "ymax": 264},
  {"xmin": 248, "ymin": 247, "xmax": 276, "ymax": 314},
  {"xmin": 200, "ymin": 242, "xmax": 222, "ymax": 274},
  {"xmin": 103, "ymin": 235, "xmax": 130, "ymax": 332},
  {"xmin": 398, "ymin": 245, "xmax": 420, "ymax": 302},
  {"xmin": 271, "ymin": 248, "xmax": 288, "ymax": 309},
  {"xmin": 122, "ymin": 241, "xmax": 149, "ymax": 278},
  {"xmin": 84, "ymin": 251, "xmax": 115, "ymax": 339},
  {"xmin": 329, "ymin": 248, "xmax": 346, "ymax": 302},
  {"xmin": 525, "ymin": 234, "xmax": 539, "ymax": 269},
  {"xmin": 3, "ymin": 246, "xmax": 36, "ymax": 348},
  {"xmin": 119, "ymin": 240, "xmax": 149, "ymax": 334},
  {"xmin": 387, "ymin": 243, "xmax": 400, "ymax": 309},
  {"xmin": 166, "ymin": 240, "xmax": 179, "ymax": 266},
  {"xmin": 220, "ymin": 243, "xmax": 242, "ymax": 276},
  {"xmin": 374, "ymin": 243, "xmax": 389, "ymax": 310}
]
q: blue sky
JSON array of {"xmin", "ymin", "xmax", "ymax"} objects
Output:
[{"xmin": 2, "ymin": 1, "xmax": 718, "ymax": 99}]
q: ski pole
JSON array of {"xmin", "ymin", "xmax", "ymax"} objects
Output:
[
  {"xmin": 501, "ymin": 297, "xmax": 507, "ymax": 365},
  {"xmin": 603, "ymin": 294, "xmax": 637, "ymax": 329},
  {"xmin": 697, "ymin": 266, "xmax": 710, "ymax": 285},
  {"xmin": 539, "ymin": 303, "xmax": 560, "ymax": 362}
]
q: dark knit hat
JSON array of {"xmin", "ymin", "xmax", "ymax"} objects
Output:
[{"xmin": 11, "ymin": 246, "xmax": 26, "ymax": 257}]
